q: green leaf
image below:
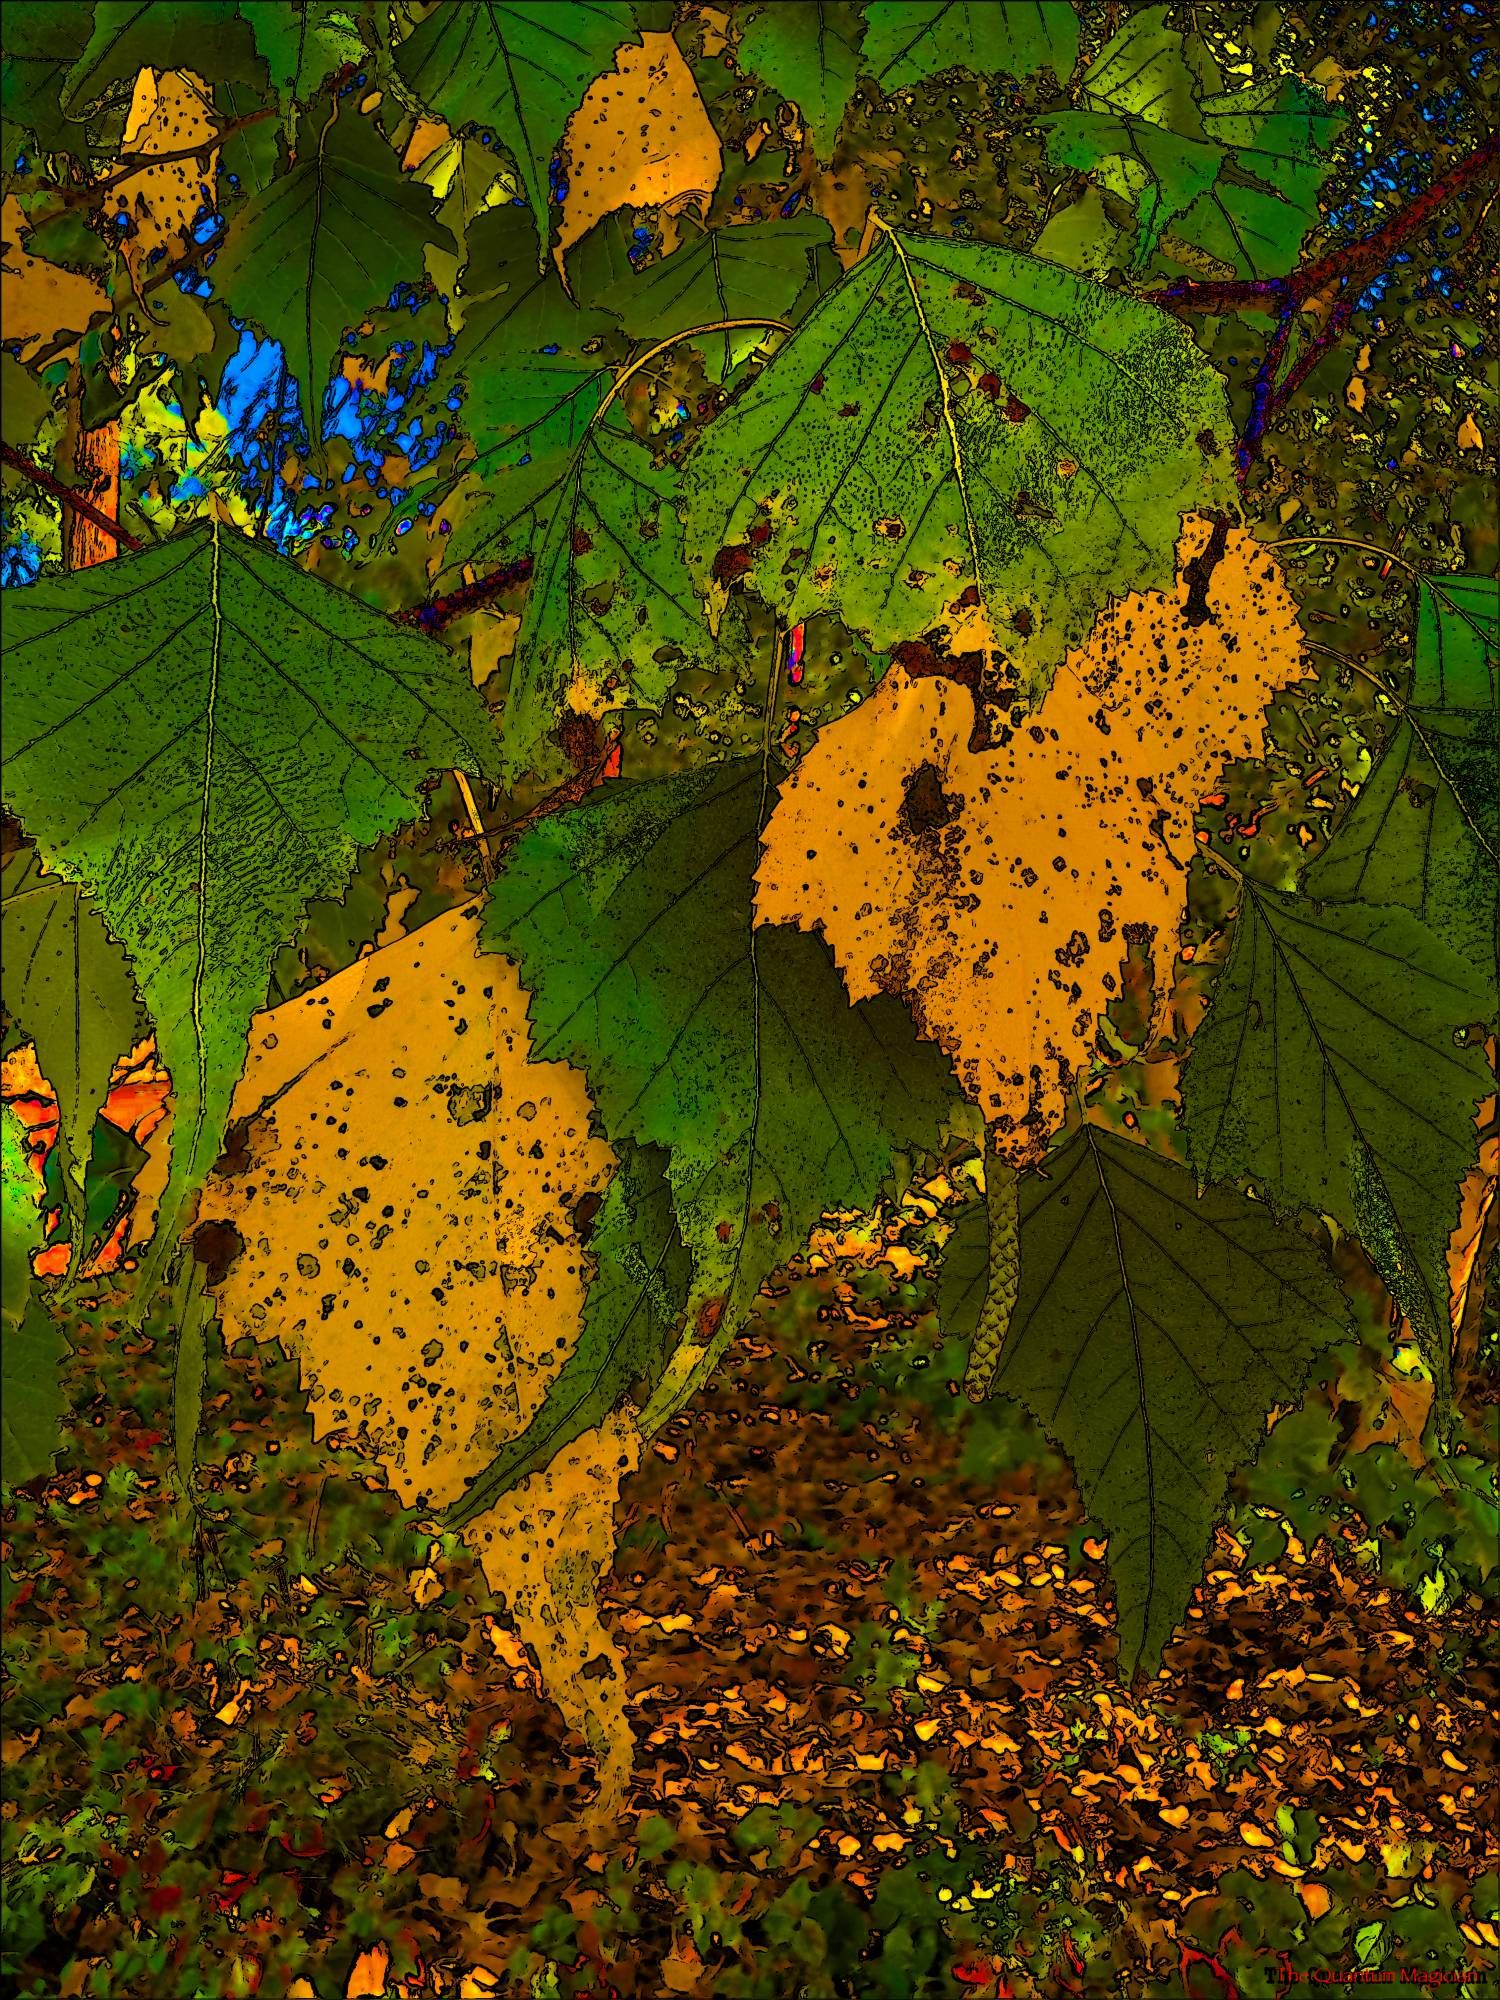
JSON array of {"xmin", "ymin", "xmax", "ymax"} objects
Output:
[
  {"xmin": 1181, "ymin": 884, "xmax": 1492, "ymax": 1361},
  {"xmin": 736, "ymin": 0, "xmax": 866, "ymax": 162},
  {"xmin": 212, "ymin": 103, "xmax": 453, "ymax": 452},
  {"xmin": 421, "ymin": 203, "xmax": 615, "ymax": 567},
  {"xmin": 682, "ymin": 226, "xmax": 1234, "ymax": 698},
  {"xmin": 1, "ymin": 848, "xmax": 141, "ymax": 1240},
  {"xmin": 61, "ymin": 0, "xmax": 263, "ymax": 113},
  {"xmin": 1, "ymin": 1107, "xmax": 69, "ymax": 1489},
  {"xmin": 861, "ymin": 1, "xmax": 1079, "ymax": 92},
  {"xmin": 0, "ymin": 353, "xmax": 53, "ymax": 450},
  {"xmin": 1, "ymin": 520, "xmax": 500, "ymax": 1308},
  {"xmin": 491, "ymin": 407, "xmax": 722, "ymax": 784},
  {"xmin": 447, "ymin": 1140, "xmax": 691, "ymax": 1526},
  {"xmin": 395, "ymin": 1, "xmax": 640, "ymax": 259},
  {"xmin": 480, "ymin": 757, "xmax": 961, "ymax": 1457},
  {"xmin": 991, "ymin": 1125, "xmax": 1348, "ymax": 1677},
  {"xmin": 1303, "ymin": 578, "xmax": 1499, "ymax": 981},
  {"xmin": 579, "ymin": 212, "xmax": 834, "ymax": 378},
  {"xmin": 240, "ymin": 0, "xmax": 364, "ymax": 122},
  {"xmin": 1040, "ymin": 7, "xmax": 1339, "ymax": 275},
  {"xmin": 1, "ymin": 3, "xmax": 94, "ymax": 152}
]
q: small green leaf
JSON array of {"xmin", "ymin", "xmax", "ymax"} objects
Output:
[
  {"xmin": 1, "ymin": 521, "xmax": 500, "ymax": 1309},
  {"xmin": 492, "ymin": 407, "xmax": 721, "ymax": 785},
  {"xmin": 1040, "ymin": 7, "xmax": 1340, "ymax": 275},
  {"xmin": 736, "ymin": 0, "xmax": 866, "ymax": 162},
  {"xmin": 1, "ymin": 1108, "xmax": 69, "ymax": 1489},
  {"xmin": 447, "ymin": 1140, "xmax": 690, "ymax": 1526},
  {"xmin": 861, "ymin": 0, "xmax": 1078, "ymax": 93},
  {"xmin": 991, "ymin": 1125, "xmax": 1349, "ymax": 1677},
  {"xmin": 212, "ymin": 103, "xmax": 453, "ymax": 452},
  {"xmin": 239, "ymin": 0, "xmax": 363, "ymax": 121},
  {"xmin": 1304, "ymin": 578, "xmax": 1499, "ymax": 979},
  {"xmin": 683, "ymin": 226, "xmax": 1233, "ymax": 698},
  {"xmin": 396, "ymin": 1, "xmax": 640, "ymax": 259},
  {"xmin": 1181, "ymin": 884, "xmax": 1492, "ymax": 1362},
  {"xmin": 1, "ymin": 848, "xmax": 142, "ymax": 1238}
]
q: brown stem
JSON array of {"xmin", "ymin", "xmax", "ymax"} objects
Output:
[
  {"xmin": 1, "ymin": 440, "xmax": 143, "ymax": 553},
  {"xmin": 27, "ymin": 109, "xmax": 274, "ymax": 220},
  {"xmin": 476, "ymin": 736, "xmax": 622, "ymax": 849}
]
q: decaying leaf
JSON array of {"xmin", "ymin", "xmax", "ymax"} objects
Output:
[
  {"xmin": 755, "ymin": 519, "xmax": 1309, "ymax": 1162},
  {"xmin": 111, "ymin": 68, "xmax": 218, "ymax": 276},
  {"xmin": 196, "ymin": 905, "xmax": 640, "ymax": 1784},
  {"xmin": 556, "ymin": 32, "xmax": 722, "ymax": 269},
  {"xmin": 0, "ymin": 193, "xmax": 107, "ymax": 359}
]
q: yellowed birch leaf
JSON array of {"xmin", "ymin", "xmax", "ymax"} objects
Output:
[
  {"xmin": 556, "ymin": 31, "xmax": 721, "ymax": 266},
  {"xmin": 196, "ymin": 906, "xmax": 641, "ymax": 1794},
  {"xmin": 0, "ymin": 195, "xmax": 107, "ymax": 358},
  {"xmin": 111, "ymin": 69, "xmax": 218, "ymax": 275},
  {"xmin": 756, "ymin": 519, "xmax": 1309, "ymax": 1163}
]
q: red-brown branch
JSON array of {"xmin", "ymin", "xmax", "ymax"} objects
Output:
[
  {"xmin": 1152, "ymin": 131, "xmax": 1499, "ymax": 318},
  {"xmin": 392, "ymin": 555, "xmax": 536, "ymax": 632},
  {"xmin": 1, "ymin": 443, "xmax": 144, "ymax": 552}
]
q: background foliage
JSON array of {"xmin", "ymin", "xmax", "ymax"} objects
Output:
[{"xmin": 1, "ymin": 0, "xmax": 1496, "ymax": 1995}]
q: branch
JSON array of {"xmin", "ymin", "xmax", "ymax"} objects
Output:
[
  {"xmin": 391, "ymin": 554, "xmax": 535, "ymax": 632},
  {"xmin": 27, "ymin": 110, "xmax": 275, "ymax": 220},
  {"xmin": 0, "ymin": 443, "xmax": 144, "ymax": 552}
]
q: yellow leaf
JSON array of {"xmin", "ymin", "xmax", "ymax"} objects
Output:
[
  {"xmin": 1440, "ymin": 1748, "xmax": 1470, "ymax": 1773},
  {"xmin": 346, "ymin": 1944, "xmax": 391, "ymax": 1998},
  {"xmin": 1159, "ymin": 1805, "xmax": 1190, "ymax": 1828},
  {"xmin": 0, "ymin": 196, "xmax": 108, "ymax": 359},
  {"xmin": 113, "ymin": 69, "xmax": 219, "ymax": 275},
  {"xmin": 556, "ymin": 32, "xmax": 722, "ymax": 267},
  {"xmin": 1298, "ymin": 1882, "xmax": 1331, "ymax": 1920},
  {"xmin": 1457, "ymin": 412, "xmax": 1485, "ymax": 451},
  {"xmin": 406, "ymin": 1566, "xmax": 443, "ymax": 1608},
  {"xmin": 1239, "ymin": 1821, "xmax": 1275, "ymax": 1848},
  {"xmin": 198, "ymin": 906, "xmax": 635, "ymax": 1791},
  {"xmin": 756, "ymin": 521, "xmax": 1309, "ymax": 1160}
]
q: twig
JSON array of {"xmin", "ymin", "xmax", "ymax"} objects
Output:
[
  {"xmin": 1, "ymin": 442, "xmax": 144, "ymax": 551},
  {"xmin": 26, "ymin": 110, "xmax": 274, "ymax": 220},
  {"xmin": 392, "ymin": 555, "xmax": 535, "ymax": 633},
  {"xmin": 475, "ymin": 735, "xmax": 622, "ymax": 848}
]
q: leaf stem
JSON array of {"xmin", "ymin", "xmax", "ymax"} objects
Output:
[{"xmin": 591, "ymin": 318, "xmax": 792, "ymax": 430}]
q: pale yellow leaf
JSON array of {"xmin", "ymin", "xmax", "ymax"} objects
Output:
[{"xmin": 113, "ymin": 70, "xmax": 219, "ymax": 275}]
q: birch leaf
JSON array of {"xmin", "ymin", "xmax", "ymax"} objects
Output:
[
  {"xmin": 682, "ymin": 226, "xmax": 1234, "ymax": 697},
  {"xmin": 757, "ymin": 521, "xmax": 1308, "ymax": 1162},
  {"xmin": 993, "ymin": 1125, "xmax": 1348, "ymax": 1677},
  {"xmin": 1, "ymin": 522, "xmax": 499, "ymax": 1306}
]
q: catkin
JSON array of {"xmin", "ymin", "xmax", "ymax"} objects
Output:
[{"xmin": 962, "ymin": 1154, "xmax": 1019, "ymax": 1403}]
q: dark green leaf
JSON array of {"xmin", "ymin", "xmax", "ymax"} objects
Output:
[
  {"xmin": 481, "ymin": 758, "xmax": 961, "ymax": 1457},
  {"xmin": 396, "ymin": 0, "xmax": 640, "ymax": 259},
  {"xmin": 683, "ymin": 226, "xmax": 1234, "ymax": 698},
  {"xmin": 212, "ymin": 104, "xmax": 452, "ymax": 451},
  {"xmin": 992, "ymin": 1125, "xmax": 1348, "ymax": 1676},
  {"xmin": 1, "ymin": 848, "xmax": 142, "ymax": 1236},
  {"xmin": 62, "ymin": 1, "xmax": 263, "ymax": 113},
  {"xmin": 1181, "ymin": 884, "xmax": 1492, "ymax": 1357},
  {"xmin": 1, "ymin": 2, "xmax": 93, "ymax": 153},
  {"xmin": 1304, "ymin": 578, "xmax": 1499, "ymax": 981},
  {"xmin": 861, "ymin": 0, "xmax": 1079, "ymax": 92},
  {"xmin": 0, "ymin": 352, "xmax": 54, "ymax": 450},
  {"xmin": 1, "ymin": 521, "xmax": 500, "ymax": 1309},
  {"xmin": 736, "ymin": 1, "xmax": 866, "ymax": 163}
]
